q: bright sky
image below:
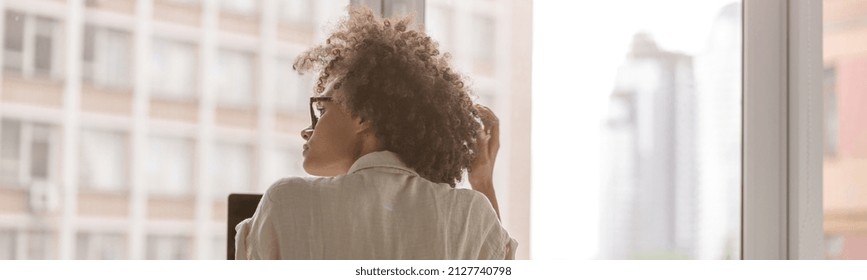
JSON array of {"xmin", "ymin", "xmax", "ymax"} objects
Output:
[{"xmin": 531, "ymin": 0, "xmax": 740, "ymax": 260}]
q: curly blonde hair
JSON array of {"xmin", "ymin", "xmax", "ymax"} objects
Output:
[{"xmin": 293, "ymin": 6, "xmax": 481, "ymax": 187}]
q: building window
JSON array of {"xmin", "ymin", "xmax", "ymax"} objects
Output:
[
  {"xmin": 146, "ymin": 234, "xmax": 192, "ymax": 260},
  {"xmin": 33, "ymin": 16, "xmax": 58, "ymax": 78},
  {"xmin": 146, "ymin": 136, "xmax": 193, "ymax": 197},
  {"xmin": 0, "ymin": 119, "xmax": 56, "ymax": 187},
  {"xmin": 0, "ymin": 229, "xmax": 15, "ymax": 260},
  {"xmin": 151, "ymin": 38, "xmax": 198, "ymax": 100},
  {"xmin": 220, "ymin": 0, "xmax": 258, "ymax": 16},
  {"xmin": 75, "ymin": 232, "xmax": 126, "ymax": 260},
  {"xmin": 170, "ymin": 0, "xmax": 199, "ymax": 6},
  {"xmin": 275, "ymin": 58, "xmax": 310, "ymax": 114},
  {"xmin": 425, "ymin": 5, "xmax": 454, "ymax": 54},
  {"xmin": 4, "ymin": 11, "xmax": 25, "ymax": 72},
  {"xmin": 30, "ymin": 125, "xmax": 50, "ymax": 181},
  {"xmin": 26, "ymin": 230, "xmax": 55, "ymax": 259},
  {"xmin": 216, "ymin": 49, "xmax": 255, "ymax": 107},
  {"xmin": 211, "ymin": 236, "xmax": 225, "ymax": 260},
  {"xmin": 469, "ymin": 15, "xmax": 495, "ymax": 74},
  {"xmin": 83, "ymin": 25, "xmax": 132, "ymax": 89},
  {"xmin": 0, "ymin": 119, "xmax": 22, "ymax": 184},
  {"xmin": 475, "ymin": 88, "xmax": 497, "ymax": 111},
  {"xmin": 79, "ymin": 129, "xmax": 128, "ymax": 192},
  {"xmin": 278, "ymin": 0, "xmax": 313, "ymax": 26},
  {"xmin": 212, "ymin": 142, "xmax": 253, "ymax": 198},
  {"xmin": 266, "ymin": 146, "xmax": 304, "ymax": 190},
  {"xmin": 3, "ymin": 11, "xmax": 63, "ymax": 80}
]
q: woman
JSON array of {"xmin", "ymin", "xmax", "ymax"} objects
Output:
[{"xmin": 234, "ymin": 6, "xmax": 515, "ymax": 260}]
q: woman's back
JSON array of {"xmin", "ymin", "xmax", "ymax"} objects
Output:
[{"xmin": 234, "ymin": 151, "xmax": 515, "ymax": 259}]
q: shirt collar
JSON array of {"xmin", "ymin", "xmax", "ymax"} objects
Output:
[{"xmin": 347, "ymin": 150, "xmax": 418, "ymax": 176}]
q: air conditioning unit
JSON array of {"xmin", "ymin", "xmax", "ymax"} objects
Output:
[{"xmin": 29, "ymin": 181, "xmax": 59, "ymax": 214}]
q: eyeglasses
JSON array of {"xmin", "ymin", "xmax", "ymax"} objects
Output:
[{"xmin": 309, "ymin": 96, "xmax": 333, "ymax": 130}]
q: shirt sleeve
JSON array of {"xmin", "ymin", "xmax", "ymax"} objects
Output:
[
  {"xmin": 505, "ymin": 237, "xmax": 519, "ymax": 260},
  {"xmin": 235, "ymin": 190, "xmax": 281, "ymax": 259},
  {"xmin": 234, "ymin": 218, "xmax": 253, "ymax": 260},
  {"xmin": 470, "ymin": 191, "xmax": 514, "ymax": 260}
]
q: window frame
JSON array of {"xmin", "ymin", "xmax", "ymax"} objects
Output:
[
  {"xmin": 2, "ymin": 11, "xmax": 64, "ymax": 80},
  {"xmin": 0, "ymin": 118, "xmax": 59, "ymax": 188},
  {"xmin": 81, "ymin": 23, "xmax": 133, "ymax": 90},
  {"xmin": 150, "ymin": 36, "xmax": 199, "ymax": 101},
  {"xmin": 742, "ymin": 0, "xmax": 823, "ymax": 259}
]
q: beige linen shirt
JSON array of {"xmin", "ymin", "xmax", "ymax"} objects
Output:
[{"xmin": 234, "ymin": 151, "xmax": 517, "ymax": 259}]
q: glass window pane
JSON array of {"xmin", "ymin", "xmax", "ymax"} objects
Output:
[
  {"xmin": 425, "ymin": 5, "xmax": 454, "ymax": 54},
  {"xmin": 279, "ymin": 0, "xmax": 312, "ymax": 25},
  {"xmin": 85, "ymin": 27, "xmax": 132, "ymax": 89},
  {"xmin": 76, "ymin": 232, "xmax": 126, "ymax": 260},
  {"xmin": 4, "ymin": 11, "xmax": 24, "ymax": 51},
  {"xmin": 82, "ymin": 25, "xmax": 96, "ymax": 81},
  {"xmin": 211, "ymin": 142, "xmax": 253, "ymax": 198},
  {"xmin": 146, "ymin": 235, "xmax": 192, "ymax": 260},
  {"xmin": 80, "ymin": 129, "xmax": 128, "ymax": 191},
  {"xmin": 216, "ymin": 50, "xmax": 254, "ymax": 107},
  {"xmin": 147, "ymin": 136, "xmax": 193, "ymax": 196},
  {"xmin": 4, "ymin": 11, "xmax": 24, "ymax": 72},
  {"xmin": 220, "ymin": 0, "xmax": 257, "ymax": 16},
  {"xmin": 83, "ymin": 25, "xmax": 95, "ymax": 63},
  {"xmin": 1, "ymin": 119, "xmax": 21, "ymax": 184},
  {"xmin": 0, "ymin": 229, "xmax": 15, "ymax": 260},
  {"xmin": 27, "ymin": 230, "xmax": 55, "ymax": 259},
  {"xmin": 533, "ymin": 1, "xmax": 741, "ymax": 259},
  {"xmin": 266, "ymin": 146, "xmax": 304, "ymax": 191},
  {"xmin": 823, "ymin": 0, "xmax": 867, "ymax": 260},
  {"xmin": 33, "ymin": 17, "xmax": 56, "ymax": 76},
  {"xmin": 274, "ymin": 58, "xmax": 308, "ymax": 114},
  {"xmin": 151, "ymin": 38, "xmax": 197, "ymax": 99},
  {"xmin": 33, "ymin": 36, "xmax": 52, "ymax": 74},
  {"xmin": 170, "ymin": 0, "xmax": 199, "ymax": 6},
  {"xmin": 29, "ymin": 124, "xmax": 52, "ymax": 181},
  {"xmin": 469, "ymin": 15, "xmax": 494, "ymax": 74}
]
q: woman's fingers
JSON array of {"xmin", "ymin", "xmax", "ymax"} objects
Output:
[
  {"xmin": 475, "ymin": 104, "xmax": 500, "ymax": 159},
  {"xmin": 476, "ymin": 105, "xmax": 499, "ymax": 132}
]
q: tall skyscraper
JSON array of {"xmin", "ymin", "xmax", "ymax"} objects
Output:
[{"xmin": 601, "ymin": 32, "xmax": 697, "ymax": 259}]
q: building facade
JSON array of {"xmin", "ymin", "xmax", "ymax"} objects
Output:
[
  {"xmin": 823, "ymin": 0, "xmax": 867, "ymax": 260},
  {"xmin": 601, "ymin": 32, "xmax": 698, "ymax": 259}
]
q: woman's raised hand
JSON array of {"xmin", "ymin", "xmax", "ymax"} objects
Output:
[{"xmin": 469, "ymin": 104, "xmax": 501, "ymax": 219}]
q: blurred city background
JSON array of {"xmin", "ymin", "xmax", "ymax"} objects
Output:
[
  {"xmin": 0, "ymin": 0, "xmax": 532, "ymax": 259},
  {"xmin": 531, "ymin": 0, "xmax": 741, "ymax": 259},
  {"xmin": 823, "ymin": 0, "xmax": 867, "ymax": 260},
  {"xmin": 599, "ymin": 2, "xmax": 741, "ymax": 259},
  {"xmin": 0, "ymin": 0, "xmax": 864, "ymax": 260}
]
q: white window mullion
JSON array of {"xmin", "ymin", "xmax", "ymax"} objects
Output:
[
  {"xmin": 19, "ymin": 123, "xmax": 31, "ymax": 185},
  {"xmin": 742, "ymin": 0, "xmax": 788, "ymax": 260},
  {"xmin": 742, "ymin": 0, "xmax": 823, "ymax": 260},
  {"xmin": 195, "ymin": 0, "xmax": 219, "ymax": 260},
  {"xmin": 786, "ymin": 0, "xmax": 823, "ymax": 260},
  {"xmin": 60, "ymin": 0, "xmax": 84, "ymax": 260},
  {"xmin": 129, "ymin": 0, "xmax": 153, "ymax": 261},
  {"xmin": 21, "ymin": 15, "xmax": 34, "ymax": 78},
  {"xmin": 258, "ymin": 0, "xmax": 277, "ymax": 195}
]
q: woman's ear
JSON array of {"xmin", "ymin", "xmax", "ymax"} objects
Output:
[{"xmin": 355, "ymin": 116, "xmax": 372, "ymax": 134}]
